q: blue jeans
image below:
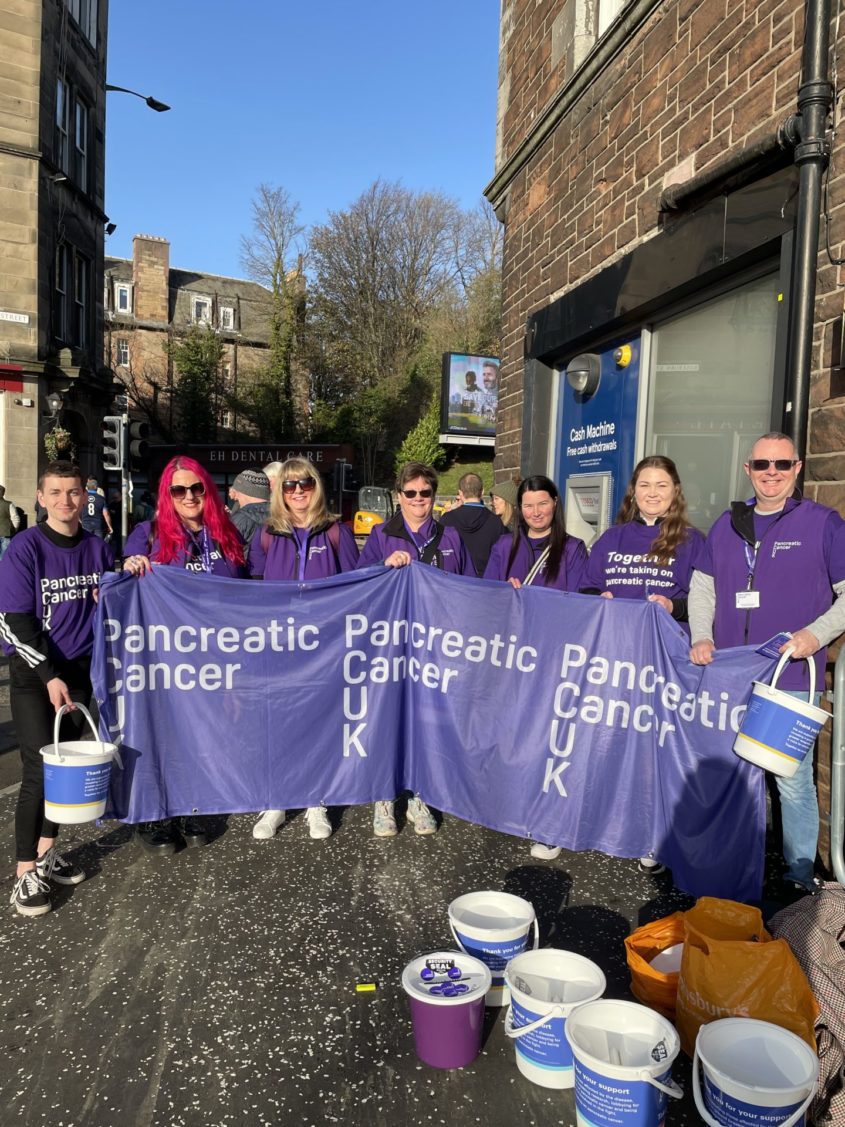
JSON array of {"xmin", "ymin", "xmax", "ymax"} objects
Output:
[{"xmin": 777, "ymin": 691, "xmax": 821, "ymax": 888}]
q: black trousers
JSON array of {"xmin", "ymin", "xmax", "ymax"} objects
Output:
[{"xmin": 9, "ymin": 654, "xmax": 92, "ymax": 862}]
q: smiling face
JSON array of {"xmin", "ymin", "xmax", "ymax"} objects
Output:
[
  {"xmin": 483, "ymin": 363, "xmax": 498, "ymax": 391},
  {"xmin": 744, "ymin": 436, "xmax": 801, "ymax": 512},
  {"xmin": 521, "ymin": 489, "xmax": 556, "ymax": 537},
  {"xmin": 170, "ymin": 468, "xmax": 206, "ymax": 530},
  {"xmin": 398, "ymin": 475, "xmax": 435, "ymax": 531},
  {"xmin": 634, "ymin": 468, "xmax": 676, "ymax": 523},
  {"xmin": 282, "ymin": 475, "xmax": 317, "ymax": 527},
  {"xmin": 37, "ymin": 473, "xmax": 85, "ymax": 534}
]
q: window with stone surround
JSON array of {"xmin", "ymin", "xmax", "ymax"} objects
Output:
[
  {"xmin": 67, "ymin": 0, "xmax": 98, "ymax": 46},
  {"xmin": 55, "ymin": 245, "xmax": 69, "ymax": 342},
  {"xmin": 192, "ymin": 296, "xmax": 212, "ymax": 325},
  {"xmin": 56, "ymin": 78, "xmax": 70, "ymax": 172},
  {"xmin": 115, "ymin": 283, "xmax": 133, "ymax": 314},
  {"xmin": 72, "ymin": 254, "xmax": 90, "ymax": 348},
  {"xmin": 117, "ymin": 338, "xmax": 130, "ymax": 367},
  {"xmin": 220, "ymin": 305, "xmax": 235, "ymax": 331},
  {"xmin": 74, "ymin": 97, "xmax": 89, "ymax": 191}
]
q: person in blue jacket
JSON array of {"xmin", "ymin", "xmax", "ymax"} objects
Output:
[{"xmin": 359, "ymin": 461, "xmax": 474, "ymax": 838}]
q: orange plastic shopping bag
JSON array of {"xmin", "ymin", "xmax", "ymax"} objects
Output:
[
  {"xmin": 675, "ymin": 897, "xmax": 819, "ymax": 1057},
  {"xmin": 624, "ymin": 912, "xmax": 686, "ymax": 1020}
]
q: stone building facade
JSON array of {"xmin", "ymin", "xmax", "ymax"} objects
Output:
[
  {"xmin": 0, "ymin": 0, "xmax": 111, "ymax": 515},
  {"xmin": 485, "ymin": 0, "xmax": 845, "ymax": 863},
  {"xmin": 104, "ymin": 234, "xmax": 275, "ymax": 440}
]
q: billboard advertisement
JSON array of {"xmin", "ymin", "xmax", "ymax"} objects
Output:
[{"xmin": 440, "ymin": 352, "xmax": 499, "ymax": 443}]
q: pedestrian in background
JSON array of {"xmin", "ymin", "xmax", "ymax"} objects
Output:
[
  {"xmin": 439, "ymin": 471, "xmax": 504, "ymax": 575},
  {"xmin": 0, "ymin": 483, "xmax": 20, "ymax": 560},
  {"xmin": 79, "ymin": 477, "xmax": 113, "ymax": 540},
  {"xmin": 228, "ymin": 469, "xmax": 271, "ymax": 548},
  {"xmin": 490, "ymin": 479, "xmax": 518, "ymax": 533},
  {"xmin": 0, "ymin": 460, "xmax": 114, "ymax": 916},
  {"xmin": 248, "ymin": 457, "xmax": 359, "ymax": 842}
]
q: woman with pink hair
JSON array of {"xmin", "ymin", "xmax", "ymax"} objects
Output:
[{"xmin": 122, "ymin": 456, "xmax": 248, "ymax": 854}]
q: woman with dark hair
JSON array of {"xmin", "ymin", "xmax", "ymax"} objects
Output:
[
  {"xmin": 484, "ymin": 474, "xmax": 587, "ymax": 592},
  {"xmin": 358, "ymin": 460, "xmax": 474, "ymax": 838},
  {"xmin": 580, "ymin": 454, "xmax": 705, "ymax": 874},
  {"xmin": 122, "ymin": 455, "xmax": 248, "ymax": 854},
  {"xmin": 248, "ymin": 457, "xmax": 359, "ymax": 843}
]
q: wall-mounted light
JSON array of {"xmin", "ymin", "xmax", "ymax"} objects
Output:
[
  {"xmin": 565, "ymin": 353, "xmax": 601, "ymax": 398},
  {"xmin": 49, "ymin": 172, "xmax": 67, "ymax": 183},
  {"xmin": 46, "ymin": 391, "xmax": 64, "ymax": 416},
  {"xmin": 105, "ymin": 222, "xmax": 117, "ymax": 236}
]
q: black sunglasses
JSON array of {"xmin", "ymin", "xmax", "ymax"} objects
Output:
[
  {"xmin": 747, "ymin": 459, "xmax": 798, "ymax": 472},
  {"xmin": 169, "ymin": 481, "xmax": 205, "ymax": 499},
  {"xmin": 282, "ymin": 478, "xmax": 316, "ymax": 494},
  {"xmin": 401, "ymin": 488, "xmax": 433, "ymax": 499}
]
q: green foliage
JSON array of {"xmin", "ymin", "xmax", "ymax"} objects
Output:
[
  {"xmin": 166, "ymin": 326, "xmax": 222, "ymax": 443},
  {"xmin": 43, "ymin": 426, "xmax": 76, "ymax": 462},
  {"xmin": 395, "ymin": 394, "xmax": 446, "ymax": 475}
]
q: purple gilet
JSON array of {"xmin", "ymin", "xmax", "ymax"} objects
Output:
[
  {"xmin": 123, "ymin": 520, "xmax": 248, "ymax": 578},
  {"xmin": 249, "ymin": 520, "xmax": 359, "ymax": 580},
  {"xmin": 484, "ymin": 530, "xmax": 588, "ymax": 592},
  {"xmin": 358, "ymin": 512, "xmax": 474, "ymax": 575},
  {"xmin": 698, "ymin": 496, "xmax": 845, "ymax": 689}
]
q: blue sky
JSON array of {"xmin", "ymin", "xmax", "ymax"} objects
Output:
[{"xmin": 105, "ymin": 1, "xmax": 500, "ymax": 279}]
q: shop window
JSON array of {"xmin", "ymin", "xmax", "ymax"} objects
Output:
[{"xmin": 645, "ymin": 273, "xmax": 779, "ymax": 529}]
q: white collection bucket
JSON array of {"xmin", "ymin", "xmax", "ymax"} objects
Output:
[
  {"xmin": 693, "ymin": 1018, "xmax": 819, "ymax": 1127},
  {"xmin": 448, "ymin": 890, "xmax": 538, "ymax": 1006},
  {"xmin": 503, "ymin": 948, "xmax": 606, "ymax": 1089},
  {"xmin": 734, "ymin": 650, "xmax": 828, "ymax": 778},
  {"xmin": 565, "ymin": 998, "xmax": 683, "ymax": 1127},
  {"xmin": 39, "ymin": 703, "xmax": 121, "ymax": 824}
]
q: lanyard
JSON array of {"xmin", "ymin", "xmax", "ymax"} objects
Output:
[
  {"xmin": 743, "ymin": 540, "xmax": 759, "ymax": 584},
  {"xmin": 294, "ymin": 527, "xmax": 310, "ymax": 581},
  {"xmin": 405, "ymin": 520, "xmax": 438, "ymax": 560},
  {"xmin": 186, "ymin": 526, "xmax": 212, "ymax": 573}
]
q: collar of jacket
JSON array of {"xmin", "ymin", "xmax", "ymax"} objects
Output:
[{"xmin": 730, "ymin": 490, "xmax": 803, "ymax": 544}]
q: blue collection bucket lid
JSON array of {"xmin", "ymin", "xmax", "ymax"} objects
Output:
[{"xmin": 402, "ymin": 951, "xmax": 492, "ymax": 1007}]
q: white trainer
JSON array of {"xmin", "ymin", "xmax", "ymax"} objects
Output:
[
  {"xmin": 305, "ymin": 805, "xmax": 332, "ymax": 840},
  {"xmin": 406, "ymin": 797, "xmax": 437, "ymax": 836},
  {"xmin": 252, "ymin": 809, "xmax": 286, "ymax": 840},
  {"xmin": 530, "ymin": 842, "xmax": 561, "ymax": 860},
  {"xmin": 373, "ymin": 800, "xmax": 398, "ymax": 838}
]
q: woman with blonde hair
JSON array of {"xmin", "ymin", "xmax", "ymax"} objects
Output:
[
  {"xmin": 490, "ymin": 480, "xmax": 518, "ymax": 533},
  {"xmin": 262, "ymin": 462, "xmax": 284, "ymax": 492},
  {"xmin": 248, "ymin": 457, "xmax": 359, "ymax": 842}
]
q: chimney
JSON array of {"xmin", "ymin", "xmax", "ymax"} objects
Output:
[{"xmin": 132, "ymin": 235, "xmax": 170, "ymax": 323}]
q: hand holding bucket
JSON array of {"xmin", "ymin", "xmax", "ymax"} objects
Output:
[
  {"xmin": 40, "ymin": 704, "xmax": 121, "ymax": 824},
  {"xmin": 734, "ymin": 648, "xmax": 829, "ymax": 778}
]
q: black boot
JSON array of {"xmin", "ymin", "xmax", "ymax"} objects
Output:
[
  {"xmin": 135, "ymin": 820, "xmax": 178, "ymax": 855},
  {"xmin": 179, "ymin": 815, "xmax": 208, "ymax": 848}
]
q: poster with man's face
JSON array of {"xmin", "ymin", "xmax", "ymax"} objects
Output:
[{"xmin": 442, "ymin": 353, "xmax": 499, "ymax": 437}]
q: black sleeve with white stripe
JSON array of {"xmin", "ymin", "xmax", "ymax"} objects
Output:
[{"xmin": 0, "ymin": 612, "xmax": 56, "ymax": 684}]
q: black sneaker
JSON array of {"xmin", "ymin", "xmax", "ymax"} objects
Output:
[
  {"xmin": 135, "ymin": 820, "xmax": 178, "ymax": 855},
  {"xmin": 10, "ymin": 870, "xmax": 52, "ymax": 917},
  {"xmin": 36, "ymin": 846, "xmax": 86, "ymax": 886},
  {"xmin": 179, "ymin": 816, "xmax": 208, "ymax": 848}
]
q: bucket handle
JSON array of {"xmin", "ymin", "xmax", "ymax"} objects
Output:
[
  {"xmin": 449, "ymin": 916, "xmax": 540, "ymax": 955},
  {"xmin": 693, "ymin": 1046, "xmax": 815, "ymax": 1127},
  {"xmin": 52, "ymin": 703, "xmax": 122, "ymax": 768},
  {"xmin": 770, "ymin": 645, "xmax": 816, "ymax": 702},
  {"xmin": 503, "ymin": 1002, "xmax": 565, "ymax": 1039},
  {"xmin": 640, "ymin": 1071, "xmax": 683, "ymax": 1099}
]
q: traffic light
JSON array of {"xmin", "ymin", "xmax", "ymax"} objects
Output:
[
  {"xmin": 333, "ymin": 460, "xmax": 356, "ymax": 493},
  {"xmin": 127, "ymin": 420, "xmax": 150, "ymax": 468},
  {"xmin": 102, "ymin": 416, "xmax": 124, "ymax": 470}
]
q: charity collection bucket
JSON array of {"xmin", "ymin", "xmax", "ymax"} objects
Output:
[
  {"xmin": 503, "ymin": 948, "xmax": 606, "ymax": 1089},
  {"xmin": 401, "ymin": 950, "xmax": 492, "ymax": 1069},
  {"xmin": 565, "ymin": 998, "xmax": 683, "ymax": 1127},
  {"xmin": 733, "ymin": 650, "xmax": 828, "ymax": 778},
  {"xmin": 39, "ymin": 703, "xmax": 121, "ymax": 824},
  {"xmin": 693, "ymin": 1018, "xmax": 819, "ymax": 1127},
  {"xmin": 448, "ymin": 889, "xmax": 539, "ymax": 1006}
]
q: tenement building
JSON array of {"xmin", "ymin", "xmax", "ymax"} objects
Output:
[
  {"xmin": 0, "ymin": 0, "xmax": 111, "ymax": 514},
  {"xmin": 485, "ymin": 0, "xmax": 844, "ymax": 860}
]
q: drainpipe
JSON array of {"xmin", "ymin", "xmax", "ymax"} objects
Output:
[{"xmin": 779, "ymin": 0, "xmax": 833, "ymax": 465}]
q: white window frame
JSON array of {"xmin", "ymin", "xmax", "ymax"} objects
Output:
[
  {"xmin": 73, "ymin": 253, "xmax": 89, "ymax": 348},
  {"xmin": 598, "ymin": 0, "xmax": 627, "ymax": 37},
  {"xmin": 56, "ymin": 77, "xmax": 69, "ymax": 172},
  {"xmin": 117, "ymin": 338, "xmax": 130, "ymax": 367},
  {"xmin": 192, "ymin": 296, "xmax": 212, "ymax": 325},
  {"xmin": 221, "ymin": 409, "xmax": 235, "ymax": 430},
  {"xmin": 115, "ymin": 282, "xmax": 133, "ymax": 314},
  {"xmin": 67, "ymin": 0, "xmax": 97, "ymax": 45},
  {"xmin": 220, "ymin": 305, "xmax": 235, "ymax": 331}
]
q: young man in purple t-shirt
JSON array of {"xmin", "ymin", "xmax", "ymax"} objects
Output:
[{"xmin": 0, "ymin": 461, "xmax": 114, "ymax": 916}]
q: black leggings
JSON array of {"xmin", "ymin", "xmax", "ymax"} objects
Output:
[{"xmin": 9, "ymin": 655, "xmax": 92, "ymax": 862}]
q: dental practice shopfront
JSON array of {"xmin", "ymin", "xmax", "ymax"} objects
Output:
[{"xmin": 518, "ymin": 168, "xmax": 797, "ymax": 545}]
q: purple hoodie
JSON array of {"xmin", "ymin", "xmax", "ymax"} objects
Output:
[
  {"xmin": 484, "ymin": 530, "xmax": 587, "ymax": 592},
  {"xmin": 123, "ymin": 521, "xmax": 248, "ymax": 578},
  {"xmin": 0, "ymin": 524, "xmax": 114, "ymax": 666},
  {"xmin": 583, "ymin": 519, "xmax": 705, "ymax": 613},
  {"xmin": 358, "ymin": 512, "xmax": 473, "ymax": 575},
  {"xmin": 249, "ymin": 521, "xmax": 359, "ymax": 580},
  {"xmin": 699, "ymin": 496, "xmax": 845, "ymax": 689}
]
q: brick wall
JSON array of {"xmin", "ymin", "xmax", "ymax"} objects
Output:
[{"xmin": 494, "ymin": 0, "xmax": 845, "ymax": 867}]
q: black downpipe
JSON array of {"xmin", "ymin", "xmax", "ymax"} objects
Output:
[{"xmin": 782, "ymin": 0, "xmax": 833, "ymax": 467}]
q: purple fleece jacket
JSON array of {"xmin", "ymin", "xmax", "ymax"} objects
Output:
[
  {"xmin": 357, "ymin": 512, "xmax": 473, "ymax": 575},
  {"xmin": 249, "ymin": 521, "xmax": 359, "ymax": 580},
  {"xmin": 123, "ymin": 521, "xmax": 248, "ymax": 578},
  {"xmin": 484, "ymin": 530, "xmax": 587, "ymax": 592}
]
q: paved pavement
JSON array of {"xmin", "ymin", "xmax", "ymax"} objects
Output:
[{"xmin": 0, "ymin": 655, "xmax": 795, "ymax": 1127}]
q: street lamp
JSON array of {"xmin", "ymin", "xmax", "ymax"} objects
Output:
[{"xmin": 105, "ymin": 83, "xmax": 170, "ymax": 113}]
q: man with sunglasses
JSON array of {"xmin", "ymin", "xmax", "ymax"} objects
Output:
[
  {"xmin": 689, "ymin": 431, "xmax": 845, "ymax": 893},
  {"xmin": 358, "ymin": 461, "xmax": 473, "ymax": 837}
]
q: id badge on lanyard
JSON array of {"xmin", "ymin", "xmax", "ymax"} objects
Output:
[{"xmin": 736, "ymin": 540, "xmax": 761, "ymax": 609}]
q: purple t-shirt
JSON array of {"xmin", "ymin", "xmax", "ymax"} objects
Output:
[
  {"xmin": 124, "ymin": 520, "xmax": 248, "ymax": 578},
  {"xmin": 484, "ymin": 530, "xmax": 588, "ymax": 592},
  {"xmin": 0, "ymin": 524, "xmax": 114, "ymax": 661},
  {"xmin": 583, "ymin": 520, "xmax": 705, "ymax": 601},
  {"xmin": 358, "ymin": 514, "xmax": 473, "ymax": 576},
  {"xmin": 248, "ymin": 522, "xmax": 360, "ymax": 580}
]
